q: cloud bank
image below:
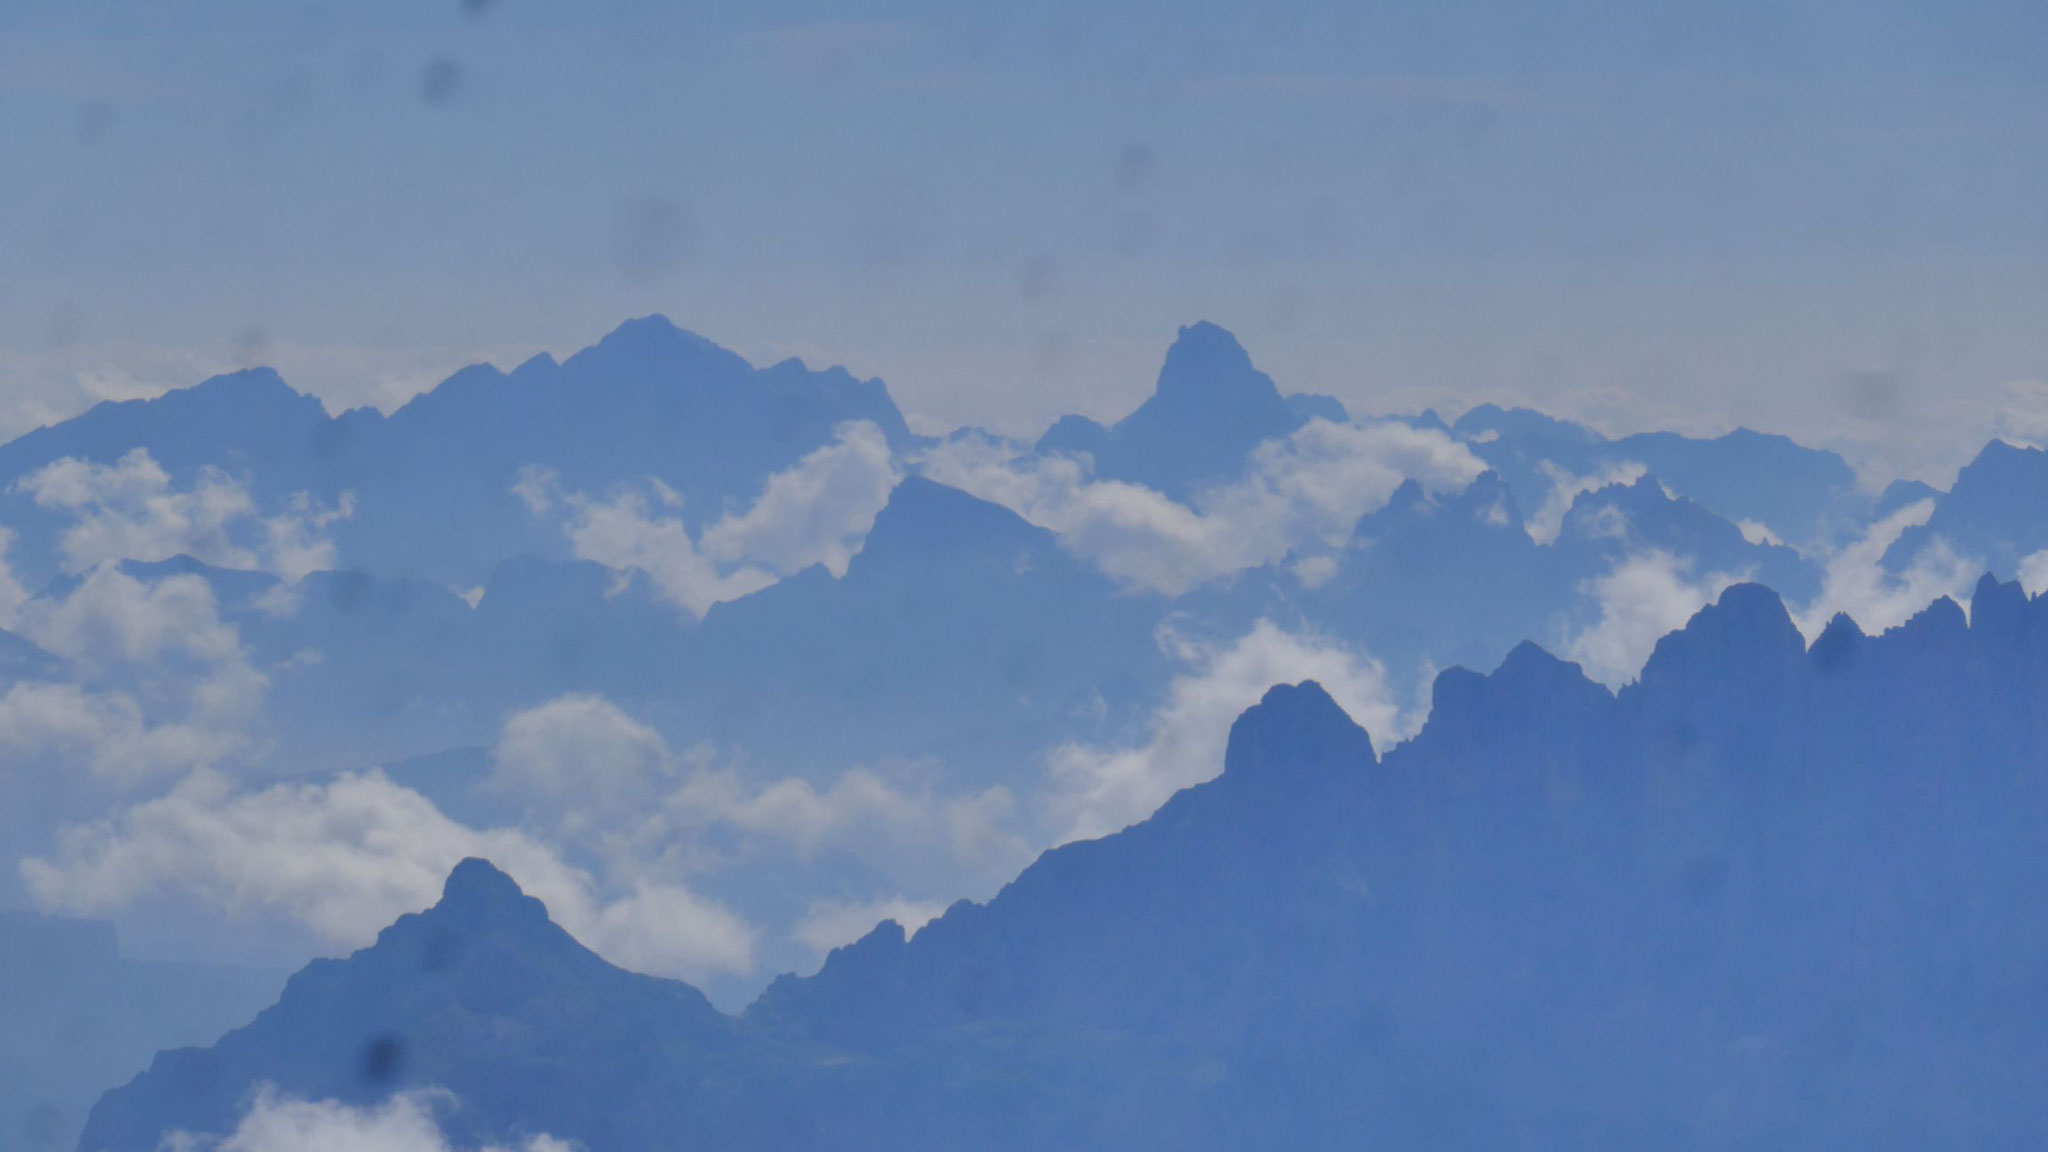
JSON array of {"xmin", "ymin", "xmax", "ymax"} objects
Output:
[
  {"xmin": 518, "ymin": 420, "xmax": 899, "ymax": 617},
  {"xmin": 920, "ymin": 418, "xmax": 1485, "ymax": 595}
]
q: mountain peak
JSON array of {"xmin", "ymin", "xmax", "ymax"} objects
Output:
[
  {"xmin": 429, "ymin": 858, "xmax": 552, "ymax": 929},
  {"xmin": 191, "ymin": 365, "xmax": 296, "ymax": 397},
  {"xmin": 564, "ymin": 314, "xmax": 754, "ymax": 380},
  {"xmin": 861, "ymin": 475, "xmax": 1044, "ymax": 557},
  {"xmin": 1220, "ymin": 681, "xmax": 1377, "ymax": 786},
  {"xmin": 1152, "ymin": 321, "xmax": 1277, "ymax": 408},
  {"xmin": 1638, "ymin": 583, "xmax": 1804, "ymax": 689}
]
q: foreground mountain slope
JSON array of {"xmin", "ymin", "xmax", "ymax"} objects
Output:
[
  {"xmin": 84, "ymin": 577, "xmax": 2048, "ymax": 1151},
  {"xmin": 78, "ymin": 861, "xmax": 750, "ymax": 1152}
]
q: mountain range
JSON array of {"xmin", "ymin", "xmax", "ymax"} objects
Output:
[
  {"xmin": 5, "ymin": 315, "xmax": 2045, "ymax": 1152},
  {"xmin": 80, "ymin": 578, "xmax": 2048, "ymax": 1150}
]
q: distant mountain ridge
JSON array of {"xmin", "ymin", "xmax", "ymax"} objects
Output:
[
  {"xmin": 0, "ymin": 316, "xmax": 914, "ymax": 588},
  {"xmin": 81, "ymin": 576, "xmax": 2048, "ymax": 1150}
]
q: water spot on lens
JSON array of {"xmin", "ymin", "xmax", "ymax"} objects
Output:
[
  {"xmin": 419, "ymin": 58, "xmax": 464, "ymax": 106},
  {"xmin": 1111, "ymin": 142, "xmax": 1156, "ymax": 192},
  {"xmin": 358, "ymin": 1033, "xmax": 407, "ymax": 1087},
  {"xmin": 611, "ymin": 197, "xmax": 694, "ymax": 285}
]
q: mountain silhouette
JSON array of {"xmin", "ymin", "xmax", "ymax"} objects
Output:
[
  {"xmin": 82, "ymin": 579, "xmax": 2048, "ymax": 1150},
  {"xmin": 1042, "ymin": 321, "xmax": 1304, "ymax": 500}
]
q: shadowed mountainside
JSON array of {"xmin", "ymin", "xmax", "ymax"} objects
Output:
[{"xmin": 81, "ymin": 576, "xmax": 2048, "ymax": 1151}]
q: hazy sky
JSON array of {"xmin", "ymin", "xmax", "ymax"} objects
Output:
[{"xmin": 3, "ymin": 0, "xmax": 2044, "ymax": 479}]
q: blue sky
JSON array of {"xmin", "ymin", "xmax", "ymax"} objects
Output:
[{"xmin": 3, "ymin": 0, "xmax": 2045, "ymax": 477}]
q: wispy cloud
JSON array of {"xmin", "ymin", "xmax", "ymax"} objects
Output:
[{"xmin": 1792, "ymin": 498, "xmax": 1982, "ymax": 639}]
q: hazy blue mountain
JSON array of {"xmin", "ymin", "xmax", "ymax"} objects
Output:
[
  {"xmin": 0, "ymin": 317, "xmax": 914, "ymax": 588},
  {"xmin": 1283, "ymin": 391, "xmax": 1349, "ymax": 425},
  {"xmin": 1602, "ymin": 428, "xmax": 1860, "ymax": 546},
  {"xmin": 1873, "ymin": 476, "xmax": 1945, "ymax": 520},
  {"xmin": 1885, "ymin": 439, "xmax": 2048, "ymax": 577},
  {"xmin": 337, "ymin": 316, "xmax": 916, "ymax": 584},
  {"xmin": 1450, "ymin": 402, "xmax": 1604, "ymax": 448},
  {"xmin": 1183, "ymin": 469, "xmax": 1819, "ymax": 695},
  {"xmin": 0, "ymin": 913, "xmax": 278, "ymax": 1152},
  {"xmin": 0, "ymin": 370, "xmax": 342, "ymax": 588},
  {"xmin": 0, "ymin": 466, "xmax": 1173, "ymax": 806},
  {"xmin": 83, "ymin": 579, "xmax": 2048, "ymax": 1151},
  {"xmin": 669, "ymin": 476, "xmax": 1172, "ymax": 784},
  {"xmin": 1451, "ymin": 405, "xmax": 1862, "ymax": 548},
  {"xmin": 1056, "ymin": 321, "xmax": 1305, "ymax": 500}
]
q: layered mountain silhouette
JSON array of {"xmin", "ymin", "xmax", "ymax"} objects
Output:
[
  {"xmin": 81, "ymin": 579, "xmax": 2048, "ymax": 1151},
  {"xmin": 1034, "ymin": 321, "xmax": 1305, "ymax": 500},
  {"xmin": 0, "ymin": 317, "xmax": 913, "ymax": 588},
  {"xmin": 1885, "ymin": 439, "xmax": 2048, "ymax": 577},
  {"xmin": 1449, "ymin": 405, "xmax": 1862, "ymax": 550}
]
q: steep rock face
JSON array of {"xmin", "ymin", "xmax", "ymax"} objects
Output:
[
  {"xmin": 84, "ymin": 582, "xmax": 2048, "ymax": 1151},
  {"xmin": 1083, "ymin": 322, "xmax": 1304, "ymax": 500}
]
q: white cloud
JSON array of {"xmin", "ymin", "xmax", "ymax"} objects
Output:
[
  {"xmin": 1526, "ymin": 459, "xmax": 1647, "ymax": 546},
  {"xmin": 520, "ymin": 467, "xmax": 776, "ymax": 618},
  {"xmin": 0, "ymin": 566, "xmax": 267, "ymax": 784},
  {"xmin": 1791, "ymin": 498, "xmax": 1982, "ymax": 639},
  {"xmin": 1562, "ymin": 550, "xmax": 1749, "ymax": 688},
  {"xmin": 792, "ymin": 896, "xmax": 947, "ymax": 958},
  {"xmin": 698, "ymin": 420, "xmax": 900, "ymax": 576},
  {"xmin": 1735, "ymin": 518, "xmax": 1784, "ymax": 548},
  {"xmin": 263, "ymin": 491, "xmax": 357, "ymax": 583},
  {"xmin": 520, "ymin": 420, "xmax": 900, "ymax": 618},
  {"xmin": 667, "ymin": 762, "xmax": 1030, "ymax": 882},
  {"xmin": 491, "ymin": 694, "xmax": 675, "ymax": 826},
  {"xmin": 20, "ymin": 767, "xmax": 756, "ymax": 983},
  {"xmin": 485, "ymin": 693, "xmax": 1031, "ymax": 886},
  {"xmin": 14, "ymin": 447, "xmax": 352, "ymax": 580},
  {"xmin": 1044, "ymin": 619, "xmax": 1408, "ymax": 842},
  {"xmin": 1993, "ymin": 380, "xmax": 2048, "ymax": 450},
  {"xmin": 163, "ymin": 1086, "xmax": 572, "ymax": 1152},
  {"xmin": 919, "ymin": 418, "xmax": 1485, "ymax": 595},
  {"xmin": 0, "ymin": 527, "xmax": 31, "ymax": 626},
  {"xmin": 2019, "ymin": 550, "xmax": 2048, "ymax": 598}
]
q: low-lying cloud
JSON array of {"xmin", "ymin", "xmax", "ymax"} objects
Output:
[
  {"xmin": 1562, "ymin": 550, "xmax": 1749, "ymax": 688},
  {"xmin": 163, "ymin": 1086, "xmax": 572, "ymax": 1152},
  {"xmin": 518, "ymin": 420, "xmax": 899, "ymax": 617},
  {"xmin": 0, "ymin": 563, "xmax": 268, "ymax": 785},
  {"xmin": 20, "ymin": 767, "xmax": 757, "ymax": 983},
  {"xmin": 920, "ymin": 418, "xmax": 1485, "ymax": 595},
  {"xmin": 16, "ymin": 448, "xmax": 352, "ymax": 582},
  {"xmin": 1792, "ymin": 498, "xmax": 1982, "ymax": 639},
  {"xmin": 1526, "ymin": 459, "xmax": 1647, "ymax": 546}
]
